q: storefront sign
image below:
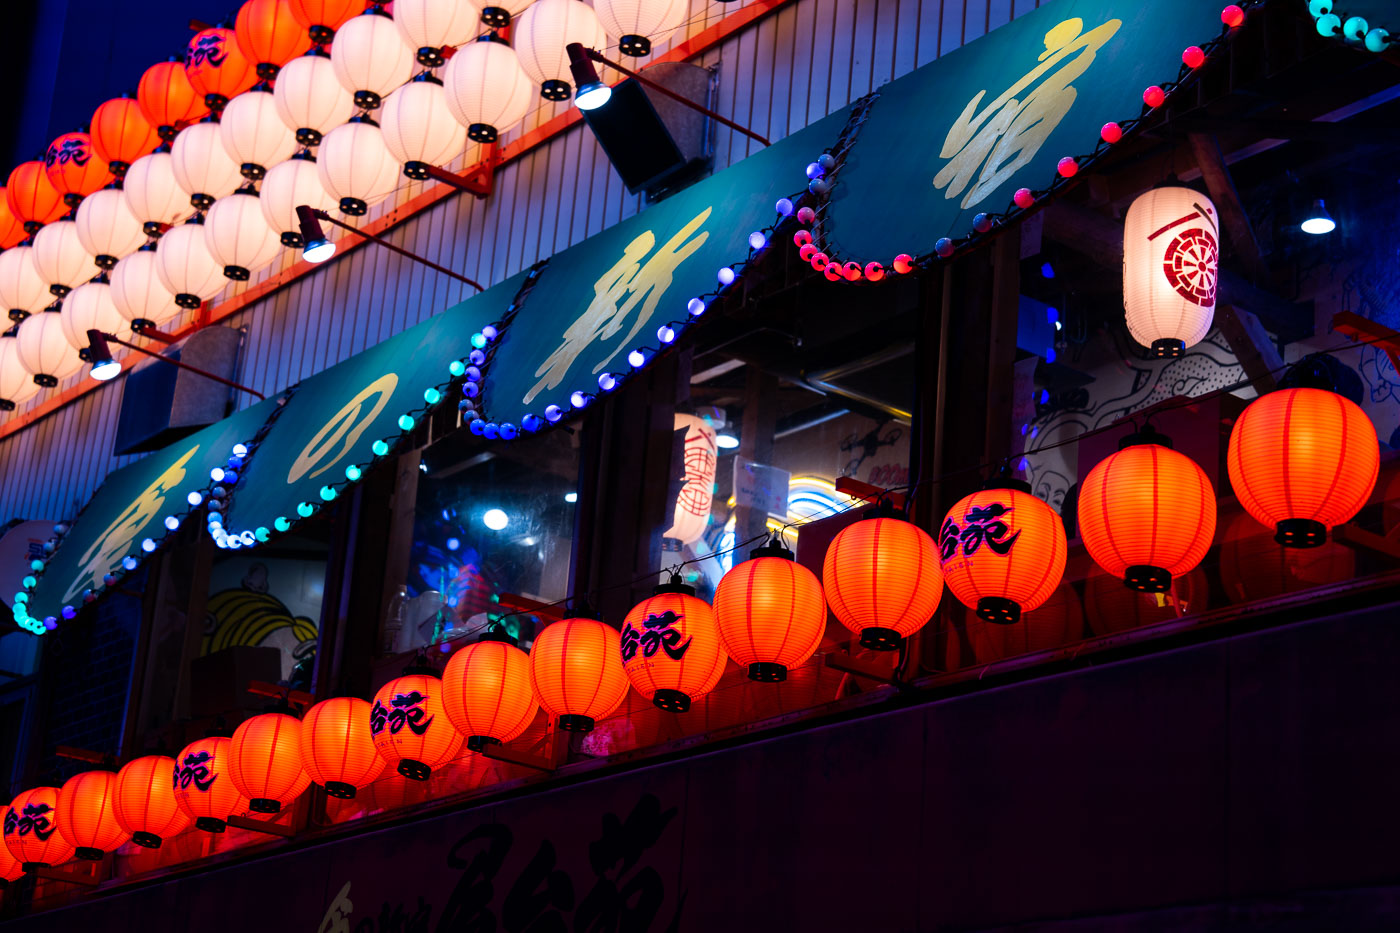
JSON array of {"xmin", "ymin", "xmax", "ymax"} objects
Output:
[{"xmin": 733, "ymin": 456, "xmax": 790, "ymax": 517}]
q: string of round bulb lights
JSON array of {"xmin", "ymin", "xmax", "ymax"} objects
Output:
[{"xmin": 1306, "ymin": 1, "xmax": 1392, "ymax": 52}]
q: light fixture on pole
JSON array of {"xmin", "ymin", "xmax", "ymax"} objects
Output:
[
  {"xmin": 295, "ymin": 204, "xmax": 484, "ymax": 292},
  {"xmin": 85, "ymin": 328, "xmax": 265, "ymax": 398},
  {"xmin": 1300, "ymin": 199, "xmax": 1336, "ymax": 235}
]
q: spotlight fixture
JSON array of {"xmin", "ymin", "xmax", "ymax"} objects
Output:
[
  {"xmin": 715, "ymin": 433, "xmax": 740, "ymax": 450},
  {"xmin": 294, "ymin": 205, "xmax": 484, "ymax": 292},
  {"xmin": 296, "ymin": 205, "xmax": 336, "ymax": 263},
  {"xmin": 567, "ymin": 43, "xmax": 611, "ymax": 111},
  {"xmin": 86, "ymin": 331, "xmax": 122, "ymax": 381},
  {"xmin": 84, "ymin": 329, "xmax": 265, "ymax": 398},
  {"xmin": 1300, "ymin": 199, "xmax": 1336, "ymax": 235}
]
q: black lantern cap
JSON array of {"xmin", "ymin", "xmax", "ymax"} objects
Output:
[{"xmin": 1118, "ymin": 422, "xmax": 1174, "ymax": 451}]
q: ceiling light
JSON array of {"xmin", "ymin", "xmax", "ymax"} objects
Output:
[
  {"xmin": 716, "ymin": 433, "xmax": 740, "ymax": 449},
  {"xmin": 483, "ymin": 508, "xmax": 509, "ymax": 531},
  {"xmin": 1300, "ymin": 199, "xmax": 1336, "ymax": 235}
]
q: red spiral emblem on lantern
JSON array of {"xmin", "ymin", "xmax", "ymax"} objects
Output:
[{"xmin": 1161, "ymin": 226, "xmax": 1218, "ymax": 307}]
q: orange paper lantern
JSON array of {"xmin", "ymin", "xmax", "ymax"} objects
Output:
[
  {"xmin": 3, "ymin": 787, "xmax": 76, "ymax": 868},
  {"xmin": 138, "ymin": 57, "xmax": 209, "ymax": 140},
  {"xmin": 1228, "ymin": 374, "xmax": 1380, "ymax": 548},
  {"xmin": 174, "ymin": 736, "xmax": 251, "ymax": 832},
  {"xmin": 237, "ymin": 0, "xmax": 315, "ymax": 79},
  {"xmin": 114, "ymin": 756, "xmax": 190, "ymax": 849},
  {"xmin": 1078, "ymin": 428, "xmax": 1217, "ymax": 592},
  {"xmin": 90, "ymin": 95, "xmax": 161, "ymax": 177},
  {"xmin": 0, "ymin": 191, "xmax": 24, "ymax": 249},
  {"xmin": 620, "ymin": 579, "xmax": 728, "ymax": 712},
  {"xmin": 56, "ymin": 770, "xmax": 125, "ymax": 860},
  {"xmin": 714, "ymin": 540, "xmax": 827, "ymax": 682},
  {"xmin": 442, "ymin": 634, "xmax": 540, "ymax": 751},
  {"xmin": 186, "ymin": 27, "xmax": 259, "ymax": 112},
  {"xmin": 43, "ymin": 132, "xmax": 113, "ymax": 209},
  {"xmin": 228, "ymin": 712, "xmax": 311, "ymax": 813},
  {"xmin": 6, "ymin": 162, "xmax": 67, "ymax": 236},
  {"xmin": 939, "ymin": 480, "xmax": 1067, "ymax": 625},
  {"xmin": 372, "ymin": 670, "xmax": 463, "ymax": 780},
  {"xmin": 288, "ymin": 0, "xmax": 364, "ymax": 43},
  {"xmin": 823, "ymin": 512, "xmax": 943, "ymax": 651},
  {"xmin": 301, "ymin": 697, "xmax": 386, "ymax": 799},
  {"xmin": 529, "ymin": 615, "xmax": 630, "ymax": 733},
  {"xmin": 0, "ymin": 811, "xmax": 21, "ymax": 882}
]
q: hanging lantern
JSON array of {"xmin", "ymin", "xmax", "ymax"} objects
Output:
[
  {"xmin": 478, "ymin": 0, "xmax": 531, "ymax": 30},
  {"xmin": 16, "ymin": 309, "xmax": 83, "ymax": 387},
  {"xmin": 220, "ymin": 88, "xmax": 297, "ymax": 181},
  {"xmin": 443, "ymin": 35, "xmax": 533, "ymax": 144},
  {"xmin": 514, "ymin": 0, "xmax": 608, "ymax": 100},
  {"xmin": 0, "ymin": 190, "xmax": 25, "ymax": 250},
  {"xmin": 593, "ymin": 0, "xmax": 688, "ymax": 57},
  {"xmin": 3, "ymin": 787, "xmax": 76, "ymax": 868},
  {"xmin": 823, "ymin": 508, "xmax": 943, "ymax": 651},
  {"xmin": 114, "ymin": 755, "xmax": 190, "ymax": 848},
  {"xmin": 300, "ymin": 697, "xmax": 385, "ymax": 799},
  {"xmin": 228, "ymin": 712, "xmax": 311, "ymax": 813},
  {"xmin": 371, "ymin": 667, "xmax": 464, "ymax": 780},
  {"xmin": 172, "ymin": 736, "xmax": 251, "ymax": 833},
  {"xmin": 56, "ymin": 770, "xmax": 125, "ymax": 860},
  {"xmin": 331, "ymin": 8, "xmax": 415, "ymax": 111},
  {"xmin": 236, "ymin": 0, "xmax": 314, "ymax": 81},
  {"xmin": 60, "ymin": 280, "xmax": 127, "ymax": 352},
  {"xmin": 394, "ymin": 0, "xmax": 482, "ymax": 68},
  {"xmin": 441, "ymin": 632, "xmax": 539, "ymax": 751},
  {"xmin": 0, "ymin": 245, "xmax": 50, "ymax": 323},
  {"xmin": 90, "ymin": 94, "xmax": 160, "ymax": 178},
  {"xmin": 274, "ymin": 49, "xmax": 354, "ymax": 147},
  {"xmin": 7, "ymin": 161, "xmax": 67, "ymax": 236},
  {"xmin": 620, "ymin": 577, "xmax": 728, "ymax": 713},
  {"xmin": 713, "ymin": 537, "xmax": 827, "ymax": 682},
  {"xmin": 171, "ymin": 120, "xmax": 243, "ymax": 211},
  {"xmin": 529, "ymin": 614, "xmax": 630, "ymax": 733},
  {"xmin": 75, "ymin": 187, "xmax": 146, "ymax": 271},
  {"xmin": 316, "ymin": 116, "xmax": 402, "ymax": 216},
  {"xmin": 186, "ymin": 26, "xmax": 259, "ymax": 113},
  {"xmin": 0, "ymin": 334, "xmax": 42, "ymax": 411},
  {"xmin": 112, "ymin": 245, "xmax": 181, "ymax": 331},
  {"xmin": 0, "ymin": 816, "xmax": 21, "ymax": 883},
  {"xmin": 138, "ymin": 58, "xmax": 209, "ymax": 142},
  {"xmin": 261, "ymin": 152, "xmax": 337, "ymax": 247},
  {"xmin": 288, "ymin": 0, "xmax": 364, "ymax": 44},
  {"xmin": 939, "ymin": 478, "xmax": 1067, "ymax": 625},
  {"xmin": 380, "ymin": 75, "xmax": 468, "ymax": 180},
  {"xmin": 44, "ymin": 132, "xmax": 114, "ymax": 209},
  {"xmin": 1122, "ymin": 186, "xmax": 1219, "ymax": 359},
  {"xmin": 1078, "ymin": 426, "xmax": 1217, "ymax": 592},
  {"xmin": 663, "ymin": 413, "xmax": 717, "ymax": 547},
  {"xmin": 124, "ymin": 151, "xmax": 193, "ymax": 237},
  {"xmin": 1227, "ymin": 359, "xmax": 1380, "ymax": 548},
  {"xmin": 205, "ymin": 187, "xmax": 281, "ymax": 280},
  {"xmin": 31, "ymin": 218, "xmax": 95, "ymax": 298},
  {"xmin": 156, "ymin": 217, "xmax": 227, "ymax": 310}
]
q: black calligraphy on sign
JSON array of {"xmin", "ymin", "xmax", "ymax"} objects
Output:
[
  {"xmin": 371, "ymin": 692, "xmax": 434, "ymax": 738},
  {"xmin": 939, "ymin": 502, "xmax": 1020, "ymax": 561},
  {"xmin": 620, "ymin": 613, "xmax": 692, "ymax": 665},
  {"xmin": 188, "ymin": 33, "xmax": 228, "ymax": 69},
  {"xmin": 175, "ymin": 749, "xmax": 218, "ymax": 792},
  {"xmin": 6, "ymin": 802, "xmax": 57, "ymax": 842},
  {"xmin": 45, "ymin": 138, "xmax": 89, "ymax": 168}
]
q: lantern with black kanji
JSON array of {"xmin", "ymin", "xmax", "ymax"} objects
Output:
[
  {"xmin": 3, "ymin": 786, "xmax": 76, "ymax": 868},
  {"xmin": 186, "ymin": 26, "xmax": 259, "ymax": 113},
  {"xmin": 0, "ymin": 815, "xmax": 21, "ymax": 883},
  {"xmin": 714, "ymin": 537, "xmax": 826, "ymax": 682},
  {"xmin": 44, "ymin": 132, "xmax": 113, "ymax": 209},
  {"xmin": 138, "ymin": 57, "xmax": 209, "ymax": 142},
  {"xmin": 823, "ymin": 506, "xmax": 943, "ymax": 651},
  {"xmin": 301, "ymin": 697, "xmax": 385, "ymax": 799},
  {"xmin": 621, "ymin": 576, "xmax": 728, "ymax": 712},
  {"xmin": 530, "ymin": 614, "xmax": 630, "ymax": 733},
  {"xmin": 90, "ymin": 94, "xmax": 160, "ymax": 177},
  {"xmin": 228, "ymin": 712, "xmax": 311, "ymax": 813},
  {"xmin": 56, "ymin": 769, "xmax": 125, "ymax": 860},
  {"xmin": 6, "ymin": 161, "xmax": 66, "ymax": 236},
  {"xmin": 442, "ymin": 632, "xmax": 540, "ymax": 752},
  {"xmin": 371, "ymin": 663, "xmax": 463, "ymax": 780},
  {"xmin": 174, "ymin": 735, "xmax": 251, "ymax": 832},
  {"xmin": 114, "ymin": 755, "xmax": 190, "ymax": 848}
]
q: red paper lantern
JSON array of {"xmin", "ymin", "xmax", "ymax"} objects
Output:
[
  {"xmin": 529, "ymin": 615, "xmax": 630, "ymax": 733},
  {"xmin": 91, "ymin": 95, "xmax": 161, "ymax": 176},
  {"xmin": 1078, "ymin": 428, "xmax": 1217, "ymax": 592},
  {"xmin": 236, "ymin": 0, "xmax": 314, "ymax": 80},
  {"xmin": 228, "ymin": 712, "xmax": 311, "ymax": 812},
  {"xmin": 114, "ymin": 756, "xmax": 190, "ymax": 849},
  {"xmin": 0, "ymin": 814, "xmax": 21, "ymax": 882},
  {"xmin": 44, "ymin": 132, "xmax": 114, "ymax": 208},
  {"xmin": 301, "ymin": 697, "xmax": 386, "ymax": 799},
  {"xmin": 0, "ymin": 192, "xmax": 25, "ymax": 249},
  {"xmin": 56, "ymin": 770, "xmax": 125, "ymax": 860},
  {"xmin": 713, "ymin": 539, "xmax": 827, "ymax": 682},
  {"xmin": 621, "ymin": 579, "xmax": 729, "ymax": 712},
  {"xmin": 939, "ymin": 479, "xmax": 1066, "ymax": 625},
  {"xmin": 1227, "ymin": 370, "xmax": 1380, "ymax": 548},
  {"xmin": 288, "ymin": 0, "xmax": 364, "ymax": 43},
  {"xmin": 442, "ymin": 634, "xmax": 540, "ymax": 750},
  {"xmin": 6, "ymin": 162, "xmax": 67, "ymax": 236},
  {"xmin": 186, "ymin": 27, "xmax": 259, "ymax": 113},
  {"xmin": 138, "ymin": 58, "xmax": 210, "ymax": 141},
  {"xmin": 823, "ymin": 512, "xmax": 943, "ymax": 651},
  {"xmin": 3, "ymin": 787, "xmax": 76, "ymax": 868},
  {"xmin": 372, "ymin": 670, "xmax": 463, "ymax": 780},
  {"xmin": 173, "ymin": 736, "xmax": 251, "ymax": 832}
]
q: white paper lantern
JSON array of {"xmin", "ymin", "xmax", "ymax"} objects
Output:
[
  {"xmin": 0, "ymin": 334, "xmax": 41, "ymax": 409},
  {"xmin": 124, "ymin": 151, "xmax": 193, "ymax": 235},
  {"xmin": 331, "ymin": 9, "xmax": 415, "ymax": 110},
  {"xmin": 394, "ymin": 0, "xmax": 483, "ymax": 67},
  {"xmin": 0, "ymin": 246, "xmax": 51, "ymax": 323},
  {"xmin": 16, "ymin": 309, "xmax": 84, "ymax": 387},
  {"xmin": 75, "ymin": 187, "xmax": 146, "ymax": 270},
  {"xmin": 316, "ymin": 117, "xmax": 402, "ymax": 216},
  {"xmin": 1122, "ymin": 186, "xmax": 1219, "ymax": 358},
  {"xmin": 220, "ymin": 88, "xmax": 298, "ymax": 181},
  {"xmin": 443, "ymin": 36, "xmax": 534, "ymax": 143},
  {"xmin": 663, "ymin": 413, "xmax": 718, "ymax": 546},
  {"xmin": 205, "ymin": 188, "xmax": 282, "ymax": 280},
  {"xmin": 480, "ymin": 0, "xmax": 533, "ymax": 29},
  {"xmin": 260, "ymin": 153, "xmax": 337, "ymax": 246},
  {"xmin": 380, "ymin": 76, "xmax": 468, "ymax": 179},
  {"xmin": 514, "ymin": 0, "xmax": 607, "ymax": 100},
  {"xmin": 32, "ymin": 219, "xmax": 96, "ymax": 297},
  {"xmin": 156, "ymin": 218, "xmax": 227, "ymax": 309},
  {"xmin": 171, "ymin": 121, "xmax": 243, "ymax": 211},
  {"xmin": 111, "ymin": 247, "xmax": 181, "ymax": 330},
  {"xmin": 60, "ymin": 279, "xmax": 128, "ymax": 351},
  {"xmin": 274, "ymin": 50, "xmax": 354, "ymax": 147},
  {"xmin": 593, "ymin": 0, "xmax": 687, "ymax": 56}
]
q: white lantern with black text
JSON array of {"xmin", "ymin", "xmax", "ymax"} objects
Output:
[
  {"xmin": 316, "ymin": 117, "xmax": 402, "ymax": 216},
  {"xmin": 331, "ymin": 8, "xmax": 415, "ymax": 111},
  {"xmin": 156, "ymin": 217, "xmax": 226, "ymax": 309},
  {"xmin": 111, "ymin": 246, "xmax": 181, "ymax": 330},
  {"xmin": 205, "ymin": 188, "xmax": 281, "ymax": 280},
  {"xmin": 593, "ymin": 0, "xmax": 687, "ymax": 57},
  {"xmin": 16, "ymin": 309, "xmax": 83, "ymax": 387},
  {"xmin": 0, "ymin": 333, "xmax": 41, "ymax": 410},
  {"xmin": 1123, "ymin": 186, "xmax": 1219, "ymax": 359},
  {"xmin": 664, "ymin": 414, "xmax": 718, "ymax": 547},
  {"xmin": 60, "ymin": 279, "xmax": 127, "ymax": 351},
  {"xmin": 0, "ymin": 246, "xmax": 51, "ymax": 323},
  {"xmin": 380, "ymin": 76, "xmax": 468, "ymax": 180},
  {"xmin": 124, "ymin": 152, "xmax": 192, "ymax": 236},
  {"xmin": 32, "ymin": 219, "xmax": 95, "ymax": 298},
  {"xmin": 514, "ymin": 0, "xmax": 607, "ymax": 100},
  {"xmin": 261, "ymin": 153, "xmax": 337, "ymax": 247},
  {"xmin": 220, "ymin": 88, "xmax": 298, "ymax": 181},
  {"xmin": 76, "ymin": 187, "xmax": 146, "ymax": 271},
  {"xmin": 274, "ymin": 50, "xmax": 354, "ymax": 147},
  {"xmin": 171, "ymin": 121, "xmax": 242, "ymax": 211},
  {"xmin": 443, "ymin": 35, "xmax": 533, "ymax": 143},
  {"xmin": 393, "ymin": 0, "xmax": 483, "ymax": 67}
]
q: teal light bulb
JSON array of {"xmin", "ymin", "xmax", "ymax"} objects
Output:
[
  {"xmin": 345, "ymin": 464, "xmax": 362, "ymax": 481},
  {"xmin": 372, "ymin": 439, "xmax": 390, "ymax": 457},
  {"xmin": 320, "ymin": 485, "xmax": 338, "ymax": 502},
  {"xmin": 449, "ymin": 360, "xmax": 466, "ymax": 377},
  {"xmin": 297, "ymin": 502, "xmax": 315, "ymax": 518},
  {"xmin": 274, "ymin": 516, "xmax": 291, "ymax": 532},
  {"xmin": 255, "ymin": 527, "xmax": 270, "ymax": 543},
  {"xmin": 424, "ymin": 387, "xmax": 442, "ymax": 405},
  {"xmin": 398, "ymin": 414, "xmax": 415, "ymax": 431}
]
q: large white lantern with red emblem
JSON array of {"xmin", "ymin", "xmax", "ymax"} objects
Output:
[
  {"xmin": 380, "ymin": 75, "xmax": 468, "ymax": 180},
  {"xmin": 514, "ymin": 0, "xmax": 608, "ymax": 100},
  {"xmin": 443, "ymin": 35, "xmax": 533, "ymax": 144},
  {"xmin": 331, "ymin": 8, "xmax": 415, "ymax": 111},
  {"xmin": 317, "ymin": 117, "xmax": 402, "ymax": 216},
  {"xmin": 1123, "ymin": 186, "xmax": 1219, "ymax": 359},
  {"xmin": 75, "ymin": 187, "xmax": 146, "ymax": 271},
  {"xmin": 274, "ymin": 50, "xmax": 354, "ymax": 147},
  {"xmin": 663, "ymin": 413, "xmax": 717, "ymax": 547}
]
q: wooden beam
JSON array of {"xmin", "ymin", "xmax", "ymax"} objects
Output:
[
  {"xmin": 1188, "ymin": 132, "xmax": 1270, "ymax": 284},
  {"xmin": 1216, "ymin": 304, "xmax": 1282, "ymax": 393}
]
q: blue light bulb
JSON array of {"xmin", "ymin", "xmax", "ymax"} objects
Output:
[
  {"xmin": 141, "ymin": 538, "xmax": 156, "ymax": 552},
  {"xmin": 748, "ymin": 231, "xmax": 767, "ymax": 250},
  {"xmin": 598, "ymin": 372, "xmax": 616, "ymax": 391},
  {"xmin": 687, "ymin": 298, "xmax": 705, "ymax": 317},
  {"xmin": 657, "ymin": 324, "xmax": 675, "ymax": 344},
  {"xmin": 544, "ymin": 405, "xmax": 562, "ymax": 423},
  {"xmin": 164, "ymin": 515, "xmax": 180, "ymax": 531},
  {"xmin": 775, "ymin": 197, "xmax": 794, "ymax": 216},
  {"xmin": 628, "ymin": 349, "xmax": 646, "ymax": 367},
  {"xmin": 187, "ymin": 491, "xmax": 203, "ymax": 507},
  {"xmin": 499, "ymin": 423, "xmax": 518, "ymax": 440}
]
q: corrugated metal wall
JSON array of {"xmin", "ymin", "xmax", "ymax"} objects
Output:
[{"xmin": 0, "ymin": 0, "xmax": 1043, "ymax": 524}]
